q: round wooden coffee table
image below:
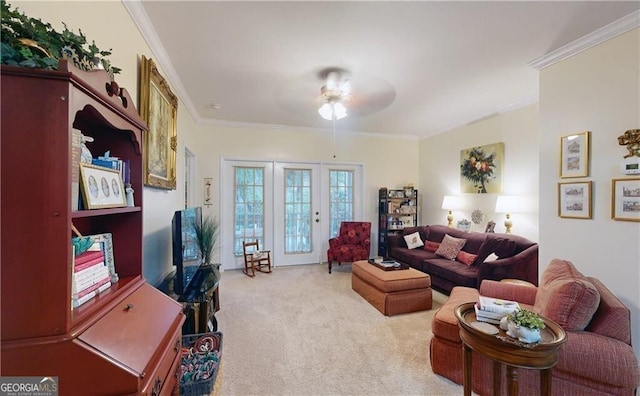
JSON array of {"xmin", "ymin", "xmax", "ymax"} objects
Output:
[{"xmin": 455, "ymin": 302, "xmax": 566, "ymax": 396}]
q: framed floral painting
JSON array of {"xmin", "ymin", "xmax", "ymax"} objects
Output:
[{"xmin": 460, "ymin": 142, "xmax": 504, "ymax": 194}]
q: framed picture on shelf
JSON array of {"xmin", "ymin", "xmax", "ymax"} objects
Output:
[
  {"xmin": 611, "ymin": 177, "xmax": 640, "ymax": 222},
  {"xmin": 86, "ymin": 232, "xmax": 118, "ymax": 283},
  {"xmin": 139, "ymin": 55, "xmax": 178, "ymax": 190},
  {"xmin": 79, "ymin": 164, "xmax": 127, "ymax": 209},
  {"xmin": 560, "ymin": 131, "xmax": 590, "ymax": 178},
  {"xmin": 558, "ymin": 181, "xmax": 592, "ymax": 219},
  {"xmin": 484, "ymin": 221, "xmax": 496, "ymax": 233}
]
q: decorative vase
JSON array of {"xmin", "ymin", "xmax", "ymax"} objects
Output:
[{"xmin": 502, "ymin": 318, "xmax": 541, "ymax": 343}]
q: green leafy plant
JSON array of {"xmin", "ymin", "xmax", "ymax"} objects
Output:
[
  {"xmin": 1, "ymin": 1, "xmax": 120, "ymax": 77},
  {"xmin": 193, "ymin": 215, "xmax": 220, "ymax": 267},
  {"xmin": 507, "ymin": 308, "xmax": 546, "ymax": 330}
]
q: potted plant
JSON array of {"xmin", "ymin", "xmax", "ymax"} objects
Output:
[
  {"xmin": 500, "ymin": 308, "xmax": 546, "ymax": 343},
  {"xmin": 192, "ymin": 215, "xmax": 221, "ymax": 290}
]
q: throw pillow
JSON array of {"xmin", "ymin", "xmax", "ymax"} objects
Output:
[
  {"xmin": 456, "ymin": 251, "xmax": 478, "ymax": 266},
  {"xmin": 435, "ymin": 234, "xmax": 467, "ymax": 260},
  {"xmin": 403, "ymin": 232, "xmax": 424, "ymax": 250},
  {"xmin": 533, "ymin": 259, "xmax": 600, "ymax": 331},
  {"xmin": 424, "ymin": 241, "xmax": 440, "ymax": 253}
]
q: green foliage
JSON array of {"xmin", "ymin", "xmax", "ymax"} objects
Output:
[
  {"xmin": 508, "ymin": 308, "xmax": 546, "ymax": 330},
  {"xmin": 1, "ymin": 1, "xmax": 120, "ymax": 77},
  {"xmin": 193, "ymin": 215, "xmax": 220, "ymax": 267}
]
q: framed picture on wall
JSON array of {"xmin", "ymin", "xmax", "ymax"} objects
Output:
[
  {"xmin": 558, "ymin": 181, "xmax": 592, "ymax": 219},
  {"xmin": 560, "ymin": 131, "xmax": 590, "ymax": 178},
  {"xmin": 139, "ymin": 55, "xmax": 178, "ymax": 190},
  {"xmin": 611, "ymin": 177, "xmax": 640, "ymax": 222}
]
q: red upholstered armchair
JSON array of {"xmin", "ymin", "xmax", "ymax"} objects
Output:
[{"xmin": 327, "ymin": 221, "xmax": 371, "ymax": 274}]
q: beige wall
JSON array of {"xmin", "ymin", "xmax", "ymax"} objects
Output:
[
  {"xmin": 539, "ymin": 28, "xmax": 640, "ymax": 353},
  {"xmin": 13, "ymin": 0, "xmax": 418, "ymax": 284},
  {"xmin": 419, "ymin": 105, "xmax": 540, "ymax": 242}
]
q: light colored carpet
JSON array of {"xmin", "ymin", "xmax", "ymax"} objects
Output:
[{"xmin": 215, "ymin": 263, "xmax": 463, "ymax": 396}]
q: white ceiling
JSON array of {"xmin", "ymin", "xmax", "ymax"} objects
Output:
[{"xmin": 127, "ymin": 1, "xmax": 639, "ymax": 138}]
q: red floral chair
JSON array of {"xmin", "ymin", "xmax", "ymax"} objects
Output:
[{"xmin": 326, "ymin": 221, "xmax": 371, "ymax": 274}]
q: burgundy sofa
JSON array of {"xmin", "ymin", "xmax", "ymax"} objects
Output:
[
  {"xmin": 387, "ymin": 224, "xmax": 538, "ymax": 294},
  {"xmin": 430, "ymin": 259, "xmax": 640, "ymax": 395}
]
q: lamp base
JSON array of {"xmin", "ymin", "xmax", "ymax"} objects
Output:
[
  {"xmin": 447, "ymin": 211, "xmax": 454, "ymax": 228},
  {"xmin": 504, "ymin": 213, "xmax": 512, "ymax": 234}
]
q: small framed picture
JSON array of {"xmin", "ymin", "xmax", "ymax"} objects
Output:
[
  {"xmin": 611, "ymin": 177, "xmax": 640, "ymax": 222},
  {"xmin": 558, "ymin": 181, "xmax": 592, "ymax": 219},
  {"xmin": 80, "ymin": 164, "xmax": 126, "ymax": 209},
  {"xmin": 484, "ymin": 221, "xmax": 496, "ymax": 233},
  {"xmin": 560, "ymin": 131, "xmax": 590, "ymax": 178}
]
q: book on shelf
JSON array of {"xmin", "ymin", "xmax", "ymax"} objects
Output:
[
  {"xmin": 73, "ymin": 249, "xmax": 104, "ymax": 267},
  {"xmin": 477, "ymin": 296, "xmax": 520, "ymax": 315},
  {"xmin": 72, "ymin": 281, "xmax": 111, "ymax": 308},
  {"xmin": 71, "ymin": 129, "xmax": 83, "ymax": 211},
  {"xmin": 73, "ymin": 264, "xmax": 110, "ymax": 291}
]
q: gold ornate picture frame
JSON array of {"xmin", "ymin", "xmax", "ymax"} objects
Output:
[
  {"xmin": 139, "ymin": 55, "xmax": 178, "ymax": 190},
  {"xmin": 611, "ymin": 177, "xmax": 640, "ymax": 222},
  {"xmin": 560, "ymin": 131, "xmax": 590, "ymax": 178}
]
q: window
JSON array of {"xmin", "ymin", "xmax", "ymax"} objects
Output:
[
  {"xmin": 284, "ymin": 168, "xmax": 312, "ymax": 254},
  {"xmin": 234, "ymin": 166, "xmax": 264, "ymax": 255},
  {"xmin": 329, "ymin": 169, "xmax": 354, "ymax": 237}
]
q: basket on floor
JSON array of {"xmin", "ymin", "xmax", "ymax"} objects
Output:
[{"xmin": 179, "ymin": 331, "xmax": 223, "ymax": 396}]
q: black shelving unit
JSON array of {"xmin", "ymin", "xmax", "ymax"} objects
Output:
[{"xmin": 378, "ymin": 187, "xmax": 418, "ymax": 256}]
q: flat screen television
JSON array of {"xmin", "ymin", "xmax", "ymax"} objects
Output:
[{"xmin": 172, "ymin": 206, "xmax": 202, "ymax": 295}]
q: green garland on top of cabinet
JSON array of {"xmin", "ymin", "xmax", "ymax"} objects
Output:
[{"xmin": 0, "ymin": 1, "xmax": 121, "ymax": 78}]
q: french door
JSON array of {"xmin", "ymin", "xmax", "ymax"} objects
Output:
[{"xmin": 221, "ymin": 160, "xmax": 363, "ymax": 270}]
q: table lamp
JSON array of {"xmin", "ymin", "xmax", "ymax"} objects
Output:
[
  {"xmin": 495, "ymin": 195, "xmax": 521, "ymax": 234},
  {"xmin": 441, "ymin": 195, "xmax": 463, "ymax": 227}
]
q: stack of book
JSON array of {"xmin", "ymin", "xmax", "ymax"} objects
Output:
[
  {"xmin": 474, "ymin": 296, "xmax": 520, "ymax": 324},
  {"xmin": 71, "ymin": 246, "xmax": 111, "ymax": 308}
]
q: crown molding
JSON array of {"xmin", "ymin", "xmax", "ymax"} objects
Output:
[
  {"xmin": 123, "ymin": 0, "xmax": 201, "ymax": 123},
  {"xmin": 528, "ymin": 10, "xmax": 639, "ymax": 70}
]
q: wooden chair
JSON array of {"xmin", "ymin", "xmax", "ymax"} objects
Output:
[{"xmin": 242, "ymin": 240, "xmax": 272, "ymax": 277}]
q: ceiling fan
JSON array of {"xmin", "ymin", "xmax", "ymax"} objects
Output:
[
  {"xmin": 275, "ymin": 66, "xmax": 397, "ymax": 123},
  {"xmin": 317, "ymin": 67, "xmax": 353, "ymax": 120}
]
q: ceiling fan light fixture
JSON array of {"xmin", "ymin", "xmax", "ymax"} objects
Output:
[{"xmin": 318, "ymin": 101, "xmax": 347, "ymax": 121}]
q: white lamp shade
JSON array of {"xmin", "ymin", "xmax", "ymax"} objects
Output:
[
  {"xmin": 495, "ymin": 195, "xmax": 522, "ymax": 214},
  {"xmin": 441, "ymin": 195, "xmax": 464, "ymax": 210}
]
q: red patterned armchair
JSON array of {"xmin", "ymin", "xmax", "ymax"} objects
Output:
[{"xmin": 327, "ymin": 221, "xmax": 371, "ymax": 274}]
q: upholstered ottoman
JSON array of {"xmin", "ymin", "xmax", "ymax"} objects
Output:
[{"xmin": 351, "ymin": 260, "xmax": 432, "ymax": 316}]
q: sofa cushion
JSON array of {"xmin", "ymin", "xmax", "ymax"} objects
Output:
[
  {"xmin": 456, "ymin": 251, "xmax": 477, "ymax": 266},
  {"xmin": 435, "ymin": 234, "xmax": 467, "ymax": 260},
  {"xmin": 473, "ymin": 235, "xmax": 517, "ymax": 266},
  {"xmin": 423, "ymin": 258, "xmax": 478, "ymax": 289},
  {"xmin": 534, "ymin": 259, "xmax": 600, "ymax": 331},
  {"xmin": 424, "ymin": 241, "xmax": 440, "ymax": 253},
  {"xmin": 403, "ymin": 231, "xmax": 424, "ymax": 249},
  {"xmin": 402, "ymin": 226, "xmax": 429, "ymax": 242}
]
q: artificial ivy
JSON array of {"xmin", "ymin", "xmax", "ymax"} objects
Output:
[{"xmin": 1, "ymin": 1, "xmax": 120, "ymax": 77}]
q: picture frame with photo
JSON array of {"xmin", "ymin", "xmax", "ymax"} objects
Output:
[
  {"xmin": 611, "ymin": 177, "xmax": 640, "ymax": 222},
  {"xmin": 558, "ymin": 181, "xmax": 592, "ymax": 219},
  {"xmin": 484, "ymin": 221, "xmax": 496, "ymax": 233},
  {"xmin": 79, "ymin": 164, "xmax": 127, "ymax": 209},
  {"xmin": 560, "ymin": 131, "xmax": 590, "ymax": 178}
]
